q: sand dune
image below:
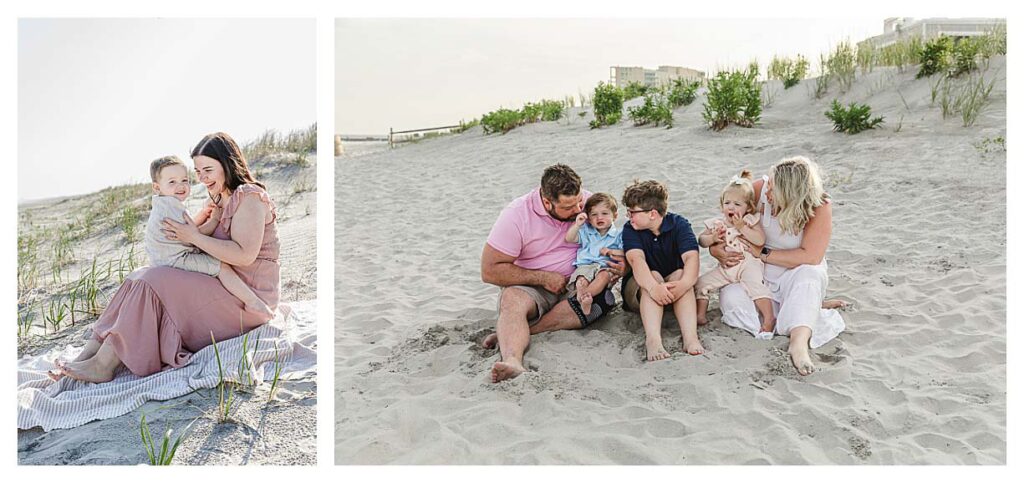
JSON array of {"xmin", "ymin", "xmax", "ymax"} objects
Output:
[{"xmin": 336, "ymin": 57, "xmax": 1006, "ymax": 464}]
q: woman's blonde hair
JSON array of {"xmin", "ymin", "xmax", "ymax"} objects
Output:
[
  {"xmin": 720, "ymin": 170, "xmax": 757, "ymax": 215},
  {"xmin": 769, "ymin": 156, "xmax": 828, "ymax": 234}
]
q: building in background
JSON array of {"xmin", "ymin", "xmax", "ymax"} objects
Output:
[
  {"xmin": 858, "ymin": 17, "xmax": 1006, "ymax": 48},
  {"xmin": 610, "ymin": 65, "xmax": 705, "ymax": 88}
]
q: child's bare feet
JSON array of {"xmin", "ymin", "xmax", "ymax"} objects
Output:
[
  {"xmin": 579, "ymin": 291, "xmax": 593, "ymax": 315},
  {"xmin": 682, "ymin": 337, "xmax": 705, "ymax": 355},
  {"xmin": 696, "ymin": 314, "xmax": 708, "ymax": 326},
  {"xmin": 645, "ymin": 339, "xmax": 671, "ymax": 361}
]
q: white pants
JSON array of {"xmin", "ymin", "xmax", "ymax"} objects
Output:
[{"xmin": 719, "ymin": 262, "xmax": 845, "ymax": 348}]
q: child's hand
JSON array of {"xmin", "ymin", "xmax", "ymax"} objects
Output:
[
  {"xmin": 574, "ymin": 213, "xmax": 588, "ymax": 226},
  {"xmin": 649, "ymin": 284, "xmax": 674, "ymax": 306},
  {"xmin": 599, "ymin": 247, "xmax": 610, "ymax": 257},
  {"xmin": 729, "ymin": 212, "xmax": 746, "ymax": 227},
  {"xmin": 713, "ymin": 225, "xmax": 727, "ymax": 244}
]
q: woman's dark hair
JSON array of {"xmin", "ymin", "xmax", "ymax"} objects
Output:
[{"xmin": 190, "ymin": 132, "xmax": 265, "ymax": 191}]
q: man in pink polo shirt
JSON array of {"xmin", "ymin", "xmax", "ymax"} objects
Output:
[{"xmin": 481, "ymin": 164, "xmax": 623, "ymax": 382}]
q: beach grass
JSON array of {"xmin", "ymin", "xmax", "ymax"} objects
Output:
[
  {"xmin": 702, "ymin": 66, "xmax": 761, "ymax": 130},
  {"xmin": 244, "ymin": 123, "xmax": 318, "ymax": 165},
  {"xmin": 139, "ymin": 409, "xmax": 196, "ymax": 465}
]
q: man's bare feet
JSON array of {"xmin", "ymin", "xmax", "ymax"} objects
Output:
[
  {"xmin": 60, "ymin": 359, "xmax": 117, "ymax": 383},
  {"xmin": 491, "ymin": 360, "xmax": 526, "ymax": 382},
  {"xmin": 822, "ymin": 299, "xmax": 849, "ymax": 310},
  {"xmin": 789, "ymin": 346, "xmax": 816, "ymax": 376},
  {"xmin": 682, "ymin": 337, "xmax": 705, "ymax": 355},
  {"xmin": 646, "ymin": 339, "xmax": 671, "ymax": 361},
  {"xmin": 482, "ymin": 333, "xmax": 498, "ymax": 349},
  {"xmin": 579, "ymin": 291, "xmax": 593, "ymax": 315}
]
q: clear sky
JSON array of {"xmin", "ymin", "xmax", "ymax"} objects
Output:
[
  {"xmin": 19, "ymin": 18, "xmax": 316, "ymax": 201},
  {"xmin": 336, "ymin": 18, "xmax": 888, "ymax": 135}
]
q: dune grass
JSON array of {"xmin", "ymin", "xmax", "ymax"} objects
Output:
[{"xmin": 243, "ymin": 123, "xmax": 318, "ymax": 165}]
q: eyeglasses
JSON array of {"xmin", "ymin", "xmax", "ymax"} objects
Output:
[{"xmin": 626, "ymin": 208, "xmax": 653, "ymax": 217}]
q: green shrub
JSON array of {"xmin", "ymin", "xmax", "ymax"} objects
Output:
[
  {"xmin": 622, "ymin": 81, "xmax": 649, "ymax": 100},
  {"xmin": 667, "ymin": 78, "xmax": 700, "ymax": 107},
  {"xmin": 768, "ymin": 55, "xmax": 810, "ymax": 89},
  {"xmin": 481, "ymin": 108, "xmax": 523, "ymax": 134},
  {"xmin": 948, "ymin": 37, "xmax": 981, "ymax": 77},
  {"xmin": 538, "ymin": 99, "xmax": 565, "ymax": 121},
  {"xmin": 702, "ymin": 67, "xmax": 761, "ymax": 131},
  {"xmin": 824, "ymin": 99, "xmax": 884, "ymax": 134},
  {"xmin": 520, "ymin": 102, "xmax": 543, "ymax": 123},
  {"xmin": 627, "ymin": 93, "xmax": 674, "ymax": 128},
  {"xmin": 917, "ymin": 36, "xmax": 953, "ymax": 78},
  {"xmin": 590, "ymin": 82, "xmax": 624, "ymax": 129}
]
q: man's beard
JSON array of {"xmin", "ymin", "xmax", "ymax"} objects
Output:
[{"xmin": 546, "ymin": 206, "xmax": 575, "ymax": 222}]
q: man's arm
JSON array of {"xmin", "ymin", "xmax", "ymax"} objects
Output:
[{"xmin": 481, "ymin": 243, "xmax": 567, "ymax": 294}]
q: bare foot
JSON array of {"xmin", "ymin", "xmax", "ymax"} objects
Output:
[
  {"xmin": 682, "ymin": 338, "xmax": 705, "ymax": 355},
  {"xmin": 646, "ymin": 340, "xmax": 671, "ymax": 361},
  {"xmin": 789, "ymin": 347, "xmax": 816, "ymax": 376},
  {"xmin": 696, "ymin": 314, "xmax": 708, "ymax": 326},
  {"xmin": 491, "ymin": 360, "xmax": 526, "ymax": 383},
  {"xmin": 482, "ymin": 333, "xmax": 498, "ymax": 349},
  {"xmin": 60, "ymin": 359, "xmax": 117, "ymax": 383},
  {"xmin": 579, "ymin": 291, "xmax": 593, "ymax": 315},
  {"xmin": 822, "ymin": 299, "xmax": 848, "ymax": 310},
  {"xmin": 47, "ymin": 359, "xmax": 67, "ymax": 381},
  {"xmin": 760, "ymin": 316, "xmax": 776, "ymax": 334}
]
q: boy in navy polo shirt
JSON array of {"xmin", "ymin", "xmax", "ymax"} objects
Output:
[{"xmin": 621, "ymin": 180, "xmax": 704, "ymax": 361}]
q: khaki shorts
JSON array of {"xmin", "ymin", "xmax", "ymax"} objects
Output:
[
  {"xmin": 497, "ymin": 285, "xmax": 568, "ymax": 326},
  {"xmin": 622, "ymin": 276, "xmax": 643, "ymax": 312},
  {"xmin": 566, "ymin": 263, "xmax": 610, "ymax": 296},
  {"xmin": 164, "ymin": 250, "xmax": 221, "ymax": 277}
]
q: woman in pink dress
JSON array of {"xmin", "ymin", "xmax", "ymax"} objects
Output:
[{"xmin": 56, "ymin": 132, "xmax": 281, "ymax": 383}]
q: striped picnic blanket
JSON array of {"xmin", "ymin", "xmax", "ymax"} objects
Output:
[{"xmin": 17, "ymin": 300, "xmax": 317, "ymax": 431}]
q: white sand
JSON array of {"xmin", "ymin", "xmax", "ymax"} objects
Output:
[
  {"xmin": 335, "ymin": 58, "xmax": 1006, "ymax": 464},
  {"xmin": 18, "ymin": 153, "xmax": 318, "ymax": 465}
]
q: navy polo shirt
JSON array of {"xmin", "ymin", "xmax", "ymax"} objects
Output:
[{"xmin": 622, "ymin": 212, "xmax": 699, "ymax": 282}]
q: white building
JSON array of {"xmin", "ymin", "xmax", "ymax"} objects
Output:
[
  {"xmin": 610, "ymin": 65, "xmax": 704, "ymax": 88},
  {"xmin": 858, "ymin": 17, "xmax": 1006, "ymax": 48}
]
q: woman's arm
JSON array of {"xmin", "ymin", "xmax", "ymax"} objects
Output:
[
  {"xmin": 163, "ymin": 194, "xmax": 268, "ymax": 266},
  {"xmin": 738, "ymin": 220, "xmax": 765, "ymax": 247},
  {"xmin": 762, "ymin": 201, "xmax": 832, "ymax": 268}
]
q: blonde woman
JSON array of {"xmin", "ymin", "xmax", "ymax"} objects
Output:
[{"xmin": 710, "ymin": 156, "xmax": 845, "ymax": 376}]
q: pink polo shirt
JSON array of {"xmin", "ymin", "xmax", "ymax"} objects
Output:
[{"xmin": 486, "ymin": 188, "xmax": 589, "ymax": 278}]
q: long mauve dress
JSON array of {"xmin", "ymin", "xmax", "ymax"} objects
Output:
[{"xmin": 92, "ymin": 184, "xmax": 281, "ymax": 377}]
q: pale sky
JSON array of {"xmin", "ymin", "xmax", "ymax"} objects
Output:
[
  {"xmin": 336, "ymin": 18, "xmax": 888, "ymax": 135},
  {"xmin": 19, "ymin": 18, "xmax": 315, "ymax": 201}
]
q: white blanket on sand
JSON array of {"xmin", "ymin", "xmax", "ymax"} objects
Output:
[{"xmin": 17, "ymin": 300, "xmax": 317, "ymax": 431}]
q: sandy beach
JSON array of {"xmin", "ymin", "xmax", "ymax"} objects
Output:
[
  {"xmin": 335, "ymin": 57, "xmax": 1006, "ymax": 464},
  {"xmin": 18, "ymin": 148, "xmax": 318, "ymax": 465}
]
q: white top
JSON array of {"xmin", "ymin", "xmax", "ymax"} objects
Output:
[{"xmin": 145, "ymin": 195, "xmax": 193, "ymax": 266}]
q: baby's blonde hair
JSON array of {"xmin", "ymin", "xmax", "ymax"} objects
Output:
[
  {"xmin": 769, "ymin": 156, "xmax": 828, "ymax": 234},
  {"xmin": 720, "ymin": 169, "xmax": 757, "ymax": 215}
]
